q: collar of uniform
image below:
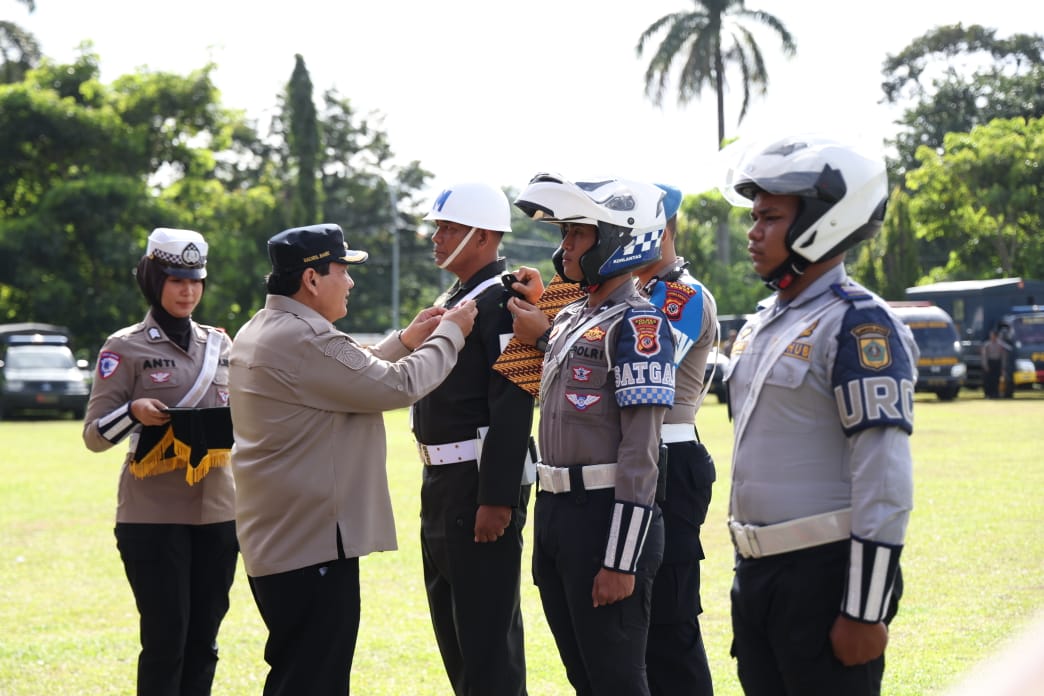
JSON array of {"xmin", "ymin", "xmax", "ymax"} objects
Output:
[
  {"xmin": 759, "ymin": 264, "xmax": 847, "ymax": 314},
  {"xmin": 447, "ymin": 257, "xmax": 507, "ymax": 301},
  {"xmin": 265, "ymin": 294, "xmax": 339, "ymax": 335},
  {"xmin": 141, "ymin": 310, "xmax": 206, "ymax": 343}
]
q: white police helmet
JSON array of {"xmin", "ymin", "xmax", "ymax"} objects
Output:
[
  {"xmin": 146, "ymin": 227, "xmax": 208, "ymax": 279},
  {"xmin": 423, "ymin": 181, "xmax": 512, "ymax": 232},
  {"xmin": 514, "ymin": 173, "xmax": 666, "ymax": 287},
  {"xmin": 721, "ymin": 133, "xmax": 888, "ymax": 289}
]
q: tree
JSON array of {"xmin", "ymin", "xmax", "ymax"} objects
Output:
[
  {"xmin": 905, "ymin": 117, "xmax": 1044, "ymax": 281},
  {"xmin": 881, "ymin": 24, "xmax": 1044, "ymax": 177},
  {"xmin": 848, "ymin": 186, "xmax": 920, "ymax": 300},
  {"xmin": 0, "ymin": 0, "xmax": 39, "ymax": 84},
  {"xmin": 636, "ymin": 0, "xmax": 795, "ymax": 149},
  {"xmin": 286, "ymin": 54, "xmax": 320, "ymax": 224}
]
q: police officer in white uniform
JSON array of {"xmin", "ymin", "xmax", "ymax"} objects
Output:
[
  {"xmin": 83, "ymin": 228, "xmax": 238, "ymax": 696},
  {"xmin": 720, "ymin": 135, "xmax": 917, "ymax": 695},
  {"xmin": 514, "ymin": 173, "xmax": 674, "ymax": 696}
]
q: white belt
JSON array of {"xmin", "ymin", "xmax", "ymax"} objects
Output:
[
  {"xmin": 418, "ymin": 439, "xmax": 478, "ymax": 466},
  {"xmin": 537, "ymin": 463, "xmax": 616, "ymax": 494},
  {"xmin": 728, "ymin": 508, "xmax": 852, "ymax": 559},
  {"xmin": 661, "ymin": 422, "xmax": 696, "ymax": 444}
]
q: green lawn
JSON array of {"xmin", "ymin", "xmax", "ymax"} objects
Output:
[{"xmin": 1, "ymin": 390, "xmax": 1042, "ymax": 695}]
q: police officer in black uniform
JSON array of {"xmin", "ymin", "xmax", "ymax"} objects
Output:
[{"xmin": 411, "ymin": 181, "xmax": 534, "ymax": 696}]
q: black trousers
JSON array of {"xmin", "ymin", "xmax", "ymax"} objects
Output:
[
  {"xmin": 983, "ymin": 358, "xmax": 1003, "ymax": 397},
  {"xmin": 420, "ymin": 463, "xmax": 529, "ymax": 696},
  {"xmin": 648, "ymin": 440, "xmax": 715, "ymax": 696},
  {"xmin": 533, "ymin": 488, "xmax": 664, "ymax": 696},
  {"xmin": 730, "ymin": 541, "xmax": 902, "ymax": 696},
  {"xmin": 114, "ymin": 521, "xmax": 238, "ymax": 696},
  {"xmin": 248, "ymin": 557, "xmax": 361, "ymax": 696}
]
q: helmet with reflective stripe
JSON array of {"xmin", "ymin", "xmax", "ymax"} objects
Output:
[
  {"xmin": 721, "ymin": 133, "xmax": 888, "ymax": 290},
  {"xmin": 514, "ymin": 173, "xmax": 666, "ymax": 287},
  {"xmin": 423, "ymin": 181, "xmax": 512, "ymax": 232}
]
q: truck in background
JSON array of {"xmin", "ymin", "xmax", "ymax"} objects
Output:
[
  {"xmin": 889, "ymin": 303, "xmax": 966, "ymax": 401},
  {"xmin": 904, "ymin": 278, "xmax": 1044, "ymax": 391}
]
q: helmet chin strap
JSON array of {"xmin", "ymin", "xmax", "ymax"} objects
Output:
[
  {"xmin": 437, "ymin": 227, "xmax": 477, "ymax": 270},
  {"xmin": 762, "ymin": 253, "xmax": 809, "ymax": 292}
]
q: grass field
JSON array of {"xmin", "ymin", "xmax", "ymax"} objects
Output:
[{"xmin": 2, "ymin": 390, "xmax": 1042, "ymax": 695}]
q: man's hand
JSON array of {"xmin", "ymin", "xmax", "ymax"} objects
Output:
[
  {"xmin": 507, "ymin": 297, "xmax": 551, "ymax": 345},
  {"xmin": 400, "ymin": 306, "xmax": 447, "ymax": 350},
  {"xmin": 829, "ymin": 614, "xmax": 888, "ymax": 666},
  {"xmin": 443, "ymin": 299, "xmax": 478, "ymax": 337},
  {"xmin": 474, "ymin": 505, "xmax": 512, "ymax": 543},
  {"xmin": 510, "ymin": 266, "xmax": 545, "ymax": 303},
  {"xmin": 592, "ymin": 568, "xmax": 635, "ymax": 607}
]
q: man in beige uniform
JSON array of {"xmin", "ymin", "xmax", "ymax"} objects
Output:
[{"xmin": 229, "ymin": 223, "xmax": 476, "ymax": 696}]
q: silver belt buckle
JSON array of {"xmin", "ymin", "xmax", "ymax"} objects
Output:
[{"xmin": 730, "ymin": 521, "xmax": 761, "ymax": 559}]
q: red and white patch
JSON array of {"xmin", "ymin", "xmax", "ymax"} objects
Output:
[
  {"xmin": 98, "ymin": 351, "xmax": 121, "ymax": 379},
  {"xmin": 149, "ymin": 371, "xmax": 172, "ymax": 384},
  {"xmin": 218, "ymin": 389, "xmax": 230, "ymax": 405},
  {"xmin": 629, "ymin": 315, "xmax": 663, "ymax": 356},
  {"xmin": 572, "ymin": 366, "xmax": 592, "ymax": 382},
  {"xmin": 582, "ymin": 326, "xmax": 606, "ymax": 342},
  {"xmin": 662, "ymin": 282, "xmax": 696, "ymax": 321},
  {"xmin": 565, "ymin": 392, "xmax": 601, "ymax": 411}
]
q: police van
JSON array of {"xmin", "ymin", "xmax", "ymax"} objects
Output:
[
  {"xmin": 889, "ymin": 303, "xmax": 966, "ymax": 401},
  {"xmin": 0, "ymin": 323, "xmax": 91, "ymax": 419}
]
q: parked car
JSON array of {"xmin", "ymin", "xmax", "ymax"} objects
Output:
[
  {"xmin": 703, "ymin": 347, "xmax": 729, "ymax": 404},
  {"xmin": 0, "ymin": 324, "xmax": 91, "ymax": 419}
]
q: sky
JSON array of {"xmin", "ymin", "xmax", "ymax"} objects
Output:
[{"xmin": 4, "ymin": 0, "xmax": 1034, "ymax": 203}]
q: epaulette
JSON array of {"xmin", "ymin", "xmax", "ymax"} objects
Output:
[
  {"xmin": 830, "ymin": 283, "xmax": 872, "ymax": 303},
  {"xmin": 109, "ymin": 322, "xmax": 147, "ymax": 340}
]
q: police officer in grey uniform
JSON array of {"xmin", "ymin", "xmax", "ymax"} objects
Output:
[
  {"xmin": 514, "ymin": 173, "xmax": 674, "ymax": 696},
  {"xmin": 720, "ymin": 135, "xmax": 917, "ymax": 695},
  {"xmin": 228, "ymin": 224, "xmax": 476, "ymax": 696},
  {"xmin": 411, "ymin": 182, "xmax": 535, "ymax": 696},
  {"xmin": 635, "ymin": 184, "xmax": 718, "ymax": 696},
  {"xmin": 83, "ymin": 228, "xmax": 238, "ymax": 696}
]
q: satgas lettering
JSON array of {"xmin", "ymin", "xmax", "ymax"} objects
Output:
[
  {"xmin": 143, "ymin": 358, "xmax": 177, "ymax": 369},
  {"xmin": 613, "ymin": 361, "xmax": 676, "ymax": 388}
]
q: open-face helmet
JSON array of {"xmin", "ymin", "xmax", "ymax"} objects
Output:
[{"xmin": 721, "ymin": 133, "xmax": 888, "ymax": 291}]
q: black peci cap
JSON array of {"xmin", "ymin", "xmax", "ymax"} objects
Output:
[{"xmin": 267, "ymin": 223, "xmax": 368, "ymax": 273}]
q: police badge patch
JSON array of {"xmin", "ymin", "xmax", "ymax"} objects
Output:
[
  {"xmin": 629, "ymin": 315, "xmax": 663, "ymax": 356},
  {"xmin": 852, "ymin": 323, "xmax": 892, "ymax": 370},
  {"xmin": 98, "ymin": 351, "xmax": 121, "ymax": 379}
]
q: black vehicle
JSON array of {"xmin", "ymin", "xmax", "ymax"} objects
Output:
[
  {"xmin": 890, "ymin": 304, "xmax": 966, "ymax": 401},
  {"xmin": 0, "ymin": 323, "xmax": 91, "ymax": 419}
]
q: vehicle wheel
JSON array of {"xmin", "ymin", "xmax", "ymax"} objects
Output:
[
  {"xmin": 71, "ymin": 406, "xmax": 86, "ymax": 420},
  {"xmin": 936, "ymin": 385, "xmax": 959, "ymax": 401}
]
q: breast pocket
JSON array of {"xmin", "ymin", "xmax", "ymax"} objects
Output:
[
  {"xmin": 763, "ymin": 353, "xmax": 812, "ymax": 390},
  {"xmin": 141, "ymin": 370, "xmax": 182, "ymax": 392}
]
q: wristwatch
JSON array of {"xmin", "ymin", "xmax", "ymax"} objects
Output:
[{"xmin": 534, "ymin": 328, "xmax": 552, "ymax": 353}]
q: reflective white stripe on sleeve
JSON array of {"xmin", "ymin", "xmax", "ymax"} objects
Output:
[
  {"xmin": 603, "ymin": 501, "xmax": 653, "ymax": 574},
  {"xmin": 843, "ymin": 536, "xmax": 902, "ymax": 622},
  {"xmin": 97, "ymin": 402, "xmax": 138, "ymax": 444}
]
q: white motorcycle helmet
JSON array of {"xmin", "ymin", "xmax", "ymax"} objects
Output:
[
  {"xmin": 514, "ymin": 173, "xmax": 666, "ymax": 288},
  {"xmin": 721, "ymin": 133, "xmax": 888, "ymax": 291}
]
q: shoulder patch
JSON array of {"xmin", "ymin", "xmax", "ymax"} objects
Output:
[
  {"xmin": 325, "ymin": 337, "xmax": 368, "ymax": 370},
  {"xmin": 98, "ymin": 351, "xmax": 122, "ymax": 379},
  {"xmin": 851, "ymin": 323, "xmax": 892, "ymax": 371}
]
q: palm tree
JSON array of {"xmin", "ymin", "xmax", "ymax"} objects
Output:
[
  {"xmin": 636, "ymin": 0, "xmax": 796, "ymax": 149},
  {"xmin": 1, "ymin": 0, "xmax": 39, "ymax": 84}
]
